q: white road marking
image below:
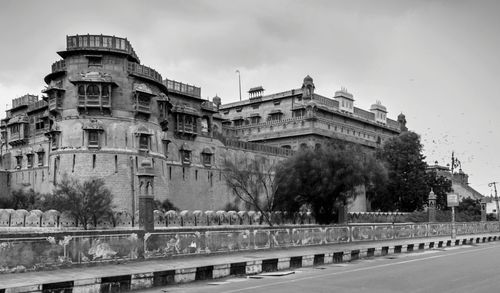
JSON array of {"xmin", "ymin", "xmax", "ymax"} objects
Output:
[{"xmin": 219, "ymin": 244, "xmax": 499, "ymax": 293}]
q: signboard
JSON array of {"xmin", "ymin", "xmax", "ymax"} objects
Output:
[{"xmin": 447, "ymin": 194, "xmax": 459, "ymax": 207}]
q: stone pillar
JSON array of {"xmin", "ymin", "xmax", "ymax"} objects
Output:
[
  {"xmin": 481, "ymin": 198, "xmax": 487, "ymax": 222},
  {"xmin": 137, "ymin": 159, "xmax": 155, "ymax": 232},
  {"xmin": 428, "ymin": 190, "xmax": 436, "ymax": 222},
  {"xmin": 338, "ymin": 203, "xmax": 348, "ymax": 224}
]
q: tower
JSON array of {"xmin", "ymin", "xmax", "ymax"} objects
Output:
[
  {"xmin": 301, "ymin": 75, "xmax": 315, "ymax": 99},
  {"xmin": 137, "ymin": 159, "xmax": 155, "ymax": 231},
  {"xmin": 370, "ymin": 101, "xmax": 387, "ymax": 124}
]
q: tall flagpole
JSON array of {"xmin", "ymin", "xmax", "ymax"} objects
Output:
[{"xmin": 236, "ymin": 70, "xmax": 242, "ymax": 101}]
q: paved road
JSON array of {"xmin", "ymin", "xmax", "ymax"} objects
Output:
[{"xmin": 143, "ymin": 242, "xmax": 500, "ymax": 293}]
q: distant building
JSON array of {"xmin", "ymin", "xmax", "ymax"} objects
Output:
[
  {"xmin": 220, "ymin": 76, "xmax": 407, "ymax": 212},
  {"xmin": 220, "ymin": 76, "xmax": 406, "ymax": 151},
  {"xmin": 427, "ymin": 163, "xmax": 483, "ymax": 201}
]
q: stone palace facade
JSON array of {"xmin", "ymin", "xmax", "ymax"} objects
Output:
[{"xmin": 0, "ymin": 34, "xmax": 406, "ymax": 213}]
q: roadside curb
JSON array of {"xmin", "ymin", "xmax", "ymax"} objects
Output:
[{"xmin": 2, "ymin": 234, "xmax": 499, "ymax": 292}]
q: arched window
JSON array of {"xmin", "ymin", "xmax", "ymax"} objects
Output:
[
  {"xmin": 87, "ymin": 84, "xmax": 100, "ymax": 97},
  {"xmin": 101, "ymin": 85, "xmax": 109, "ymax": 97},
  {"xmin": 78, "ymin": 85, "xmax": 85, "ymax": 97}
]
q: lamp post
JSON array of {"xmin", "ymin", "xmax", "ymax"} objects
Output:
[
  {"xmin": 236, "ymin": 70, "xmax": 242, "ymax": 101},
  {"xmin": 488, "ymin": 182, "xmax": 500, "ymax": 231}
]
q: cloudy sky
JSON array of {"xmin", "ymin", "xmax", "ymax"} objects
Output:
[{"xmin": 1, "ymin": 0, "xmax": 499, "ymax": 196}]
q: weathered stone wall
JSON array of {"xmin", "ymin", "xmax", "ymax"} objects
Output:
[
  {"xmin": 0, "ymin": 221, "xmax": 497, "ymax": 273},
  {"xmin": 0, "ymin": 171, "xmax": 9, "ymax": 199},
  {"xmin": 0, "ymin": 209, "xmax": 315, "ymax": 229}
]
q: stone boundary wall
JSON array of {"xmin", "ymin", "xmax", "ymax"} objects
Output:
[
  {"xmin": 348, "ymin": 212, "xmax": 410, "ymax": 223},
  {"xmin": 0, "ymin": 209, "xmax": 316, "ymax": 229},
  {"xmin": 0, "ymin": 221, "xmax": 498, "ymax": 274}
]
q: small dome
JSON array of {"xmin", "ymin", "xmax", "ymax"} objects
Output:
[
  {"xmin": 370, "ymin": 101, "xmax": 387, "ymax": 113},
  {"xmin": 303, "ymin": 75, "xmax": 313, "ymax": 83},
  {"xmin": 398, "ymin": 113, "xmax": 406, "ymax": 120},
  {"xmin": 212, "ymin": 95, "xmax": 221, "ymax": 105}
]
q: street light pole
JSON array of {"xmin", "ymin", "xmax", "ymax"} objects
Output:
[
  {"xmin": 488, "ymin": 182, "xmax": 500, "ymax": 231},
  {"xmin": 236, "ymin": 70, "xmax": 242, "ymax": 101}
]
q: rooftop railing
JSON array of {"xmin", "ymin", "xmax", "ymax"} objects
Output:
[
  {"xmin": 164, "ymin": 79, "xmax": 201, "ymax": 98},
  {"xmin": 51, "ymin": 60, "xmax": 66, "ymax": 73},
  {"xmin": 66, "ymin": 34, "xmax": 139, "ymax": 63},
  {"xmin": 217, "ymin": 136, "xmax": 294, "ymax": 157},
  {"xmin": 12, "ymin": 95, "xmax": 39, "ymax": 110},
  {"xmin": 127, "ymin": 62, "xmax": 163, "ymax": 84},
  {"xmin": 27, "ymin": 100, "xmax": 48, "ymax": 112}
]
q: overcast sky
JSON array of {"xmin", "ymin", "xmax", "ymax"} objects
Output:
[{"xmin": 1, "ymin": 0, "xmax": 499, "ymax": 196}]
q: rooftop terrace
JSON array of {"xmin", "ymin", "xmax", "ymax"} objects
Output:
[{"xmin": 62, "ymin": 34, "xmax": 140, "ymax": 63}]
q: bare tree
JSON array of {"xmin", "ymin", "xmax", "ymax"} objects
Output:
[
  {"xmin": 47, "ymin": 174, "xmax": 114, "ymax": 229},
  {"xmin": 223, "ymin": 156, "xmax": 280, "ymax": 226}
]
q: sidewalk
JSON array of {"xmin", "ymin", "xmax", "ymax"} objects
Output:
[{"xmin": 1, "ymin": 232, "xmax": 499, "ymax": 292}]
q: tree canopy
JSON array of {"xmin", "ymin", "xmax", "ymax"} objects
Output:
[
  {"xmin": 372, "ymin": 131, "xmax": 429, "ymax": 212},
  {"xmin": 274, "ymin": 142, "xmax": 387, "ymax": 224}
]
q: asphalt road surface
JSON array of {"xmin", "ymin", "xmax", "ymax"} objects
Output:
[{"xmin": 142, "ymin": 242, "xmax": 500, "ymax": 293}]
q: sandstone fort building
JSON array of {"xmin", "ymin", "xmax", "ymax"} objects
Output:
[{"xmin": 0, "ymin": 34, "xmax": 407, "ymax": 213}]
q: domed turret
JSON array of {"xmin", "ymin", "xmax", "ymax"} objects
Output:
[
  {"xmin": 370, "ymin": 101, "xmax": 387, "ymax": 124},
  {"xmin": 303, "ymin": 75, "xmax": 313, "ymax": 83},
  {"xmin": 397, "ymin": 113, "xmax": 407, "ymax": 132},
  {"xmin": 212, "ymin": 95, "xmax": 221, "ymax": 109},
  {"xmin": 334, "ymin": 87, "xmax": 354, "ymax": 114},
  {"xmin": 301, "ymin": 75, "xmax": 315, "ymax": 99}
]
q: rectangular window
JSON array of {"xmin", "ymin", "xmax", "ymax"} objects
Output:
[
  {"xmin": 87, "ymin": 56, "xmax": 102, "ymax": 67},
  {"xmin": 181, "ymin": 151, "xmax": 191, "ymax": 165},
  {"xmin": 11, "ymin": 124, "xmax": 19, "ymax": 134},
  {"xmin": 16, "ymin": 156, "xmax": 22, "ymax": 169},
  {"xmin": 51, "ymin": 133, "xmax": 59, "ymax": 150},
  {"xmin": 35, "ymin": 119, "xmax": 45, "ymax": 131},
  {"xmin": 139, "ymin": 135, "xmax": 149, "ymax": 150},
  {"xmin": 37, "ymin": 152, "xmax": 44, "ymax": 166},
  {"xmin": 27, "ymin": 154, "xmax": 33, "ymax": 168},
  {"xmin": 268, "ymin": 114, "xmax": 282, "ymax": 121},
  {"xmin": 202, "ymin": 153, "xmax": 212, "ymax": 167},
  {"xmin": 88, "ymin": 131, "xmax": 99, "ymax": 148}
]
